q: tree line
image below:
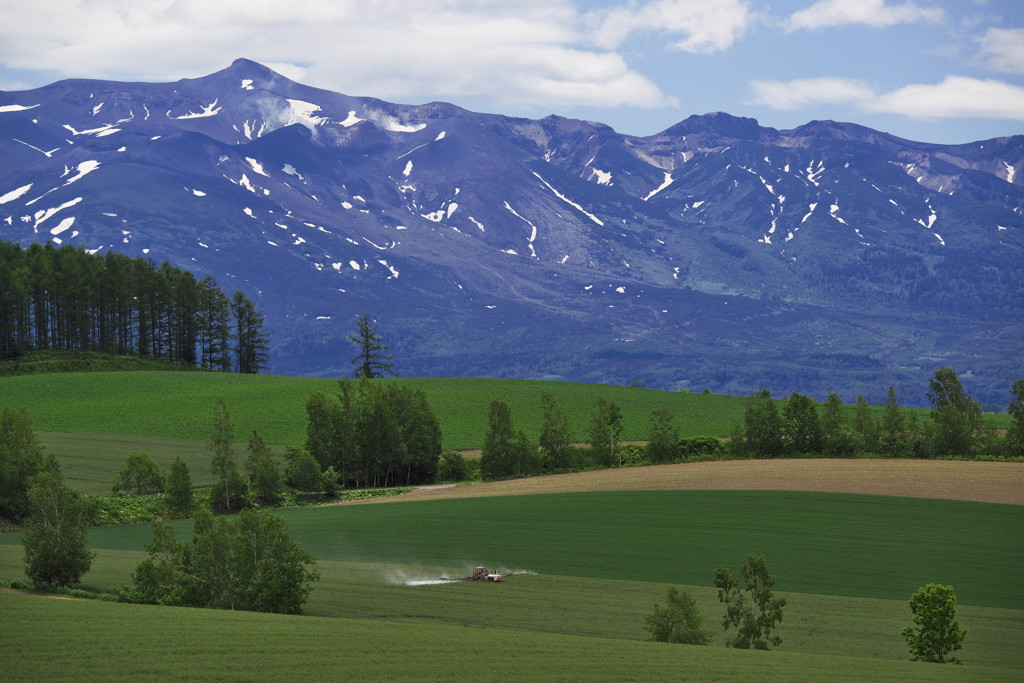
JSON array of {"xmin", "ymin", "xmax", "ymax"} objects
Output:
[
  {"xmin": 0, "ymin": 239, "xmax": 269, "ymax": 373},
  {"xmin": 730, "ymin": 368, "xmax": 1024, "ymax": 460},
  {"xmin": 473, "ymin": 369, "xmax": 1024, "ymax": 482}
]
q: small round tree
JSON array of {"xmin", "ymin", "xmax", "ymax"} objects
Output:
[
  {"xmin": 112, "ymin": 450, "xmax": 165, "ymax": 496},
  {"xmin": 645, "ymin": 586, "xmax": 712, "ymax": 645},
  {"xmin": 22, "ymin": 470, "xmax": 95, "ymax": 588},
  {"xmin": 901, "ymin": 583, "xmax": 966, "ymax": 664}
]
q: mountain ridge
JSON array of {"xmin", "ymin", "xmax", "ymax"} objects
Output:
[{"xmin": 1, "ymin": 60, "xmax": 1021, "ymax": 407}]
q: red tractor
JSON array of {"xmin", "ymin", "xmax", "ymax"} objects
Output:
[{"xmin": 469, "ymin": 566, "xmax": 504, "ymax": 582}]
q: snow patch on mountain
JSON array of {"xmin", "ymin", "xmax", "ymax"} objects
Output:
[
  {"xmin": 378, "ymin": 259, "xmax": 399, "ymax": 278},
  {"xmin": 0, "ymin": 184, "xmax": 32, "ymax": 205},
  {"xmin": 13, "ymin": 139, "xmax": 59, "ymax": 157},
  {"xmin": 33, "ymin": 197, "xmax": 82, "ymax": 229},
  {"xmin": 914, "ymin": 201, "xmax": 937, "ymax": 230},
  {"xmin": 246, "ymin": 158, "xmax": 269, "ymax": 177},
  {"xmin": 806, "ymin": 161, "xmax": 824, "ymax": 187},
  {"xmin": 172, "ymin": 99, "xmax": 222, "ymax": 119},
  {"xmin": 63, "ymin": 122, "xmax": 120, "ymax": 137},
  {"xmin": 532, "ymin": 172, "xmax": 604, "ymax": 226},
  {"xmin": 62, "ymin": 160, "xmax": 100, "ymax": 186},
  {"xmin": 286, "ymin": 100, "xmax": 328, "ymax": 129},
  {"xmin": 0, "ymin": 103, "xmax": 40, "ymax": 113},
  {"xmin": 51, "ymin": 216, "xmax": 76, "ymax": 235},
  {"xmin": 643, "ymin": 173, "xmax": 673, "ymax": 201}
]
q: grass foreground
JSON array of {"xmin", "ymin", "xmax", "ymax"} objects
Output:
[
  {"xmin": 2, "ymin": 487, "xmax": 1021, "ymax": 679},
  {"xmin": 2, "ymin": 589, "xmax": 1017, "ymax": 682}
]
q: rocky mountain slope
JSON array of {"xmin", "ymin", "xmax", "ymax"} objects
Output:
[{"xmin": 1, "ymin": 59, "xmax": 1021, "ymax": 406}]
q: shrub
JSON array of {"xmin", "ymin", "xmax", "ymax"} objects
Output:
[
  {"xmin": 645, "ymin": 587, "xmax": 712, "ymax": 645},
  {"xmin": 679, "ymin": 436, "xmax": 725, "ymax": 460},
  {"xmin": 620, "ymin": 445, "xmax": 649, "ymax": 467},
  {"xmin": 437, "ymin": 450, "xmax": 469, "ymax": 482},
  {"xmin": 112, "ymin": 451, "xmax": 165, "ymax": 496}
]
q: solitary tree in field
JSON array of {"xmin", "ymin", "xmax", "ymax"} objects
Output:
[
  {"xmin": 22, "ymin": 470, "xmax": 95, "ymax": 588},
  {"xmin": 349, "ymin": 313, "xmax": 395, "ymax": 379},
  {"xmin": 645, "ymin": 586, "xmax": 712, "ymax": 645},
  {"xmin": 901, "ymin": 583, "xmax": 966, "ymax": 664},
  {"xmin": 714, "ymin": 554, "xmax": 786, "ymax": 649}
]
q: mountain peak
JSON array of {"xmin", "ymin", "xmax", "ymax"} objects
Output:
[
  {"xmin": 201, "ymin": 58, "xmax": 289, "ymax": 86},
  {"xmin": 661, "ymin": 112, "xmax": 766, "ymax": 141}
]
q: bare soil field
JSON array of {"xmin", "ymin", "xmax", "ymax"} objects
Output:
[{"xmin": 342, "ymin": 459, "xmax": 1024, "ymax": 506}]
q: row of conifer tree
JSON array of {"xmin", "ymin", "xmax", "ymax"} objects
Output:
[{"xmin": 0, "ymin": 239, "xmax": 269, "ymax": 372}]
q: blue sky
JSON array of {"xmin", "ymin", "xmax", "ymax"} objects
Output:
[{"xmin": 1, "ymin": 0, "xmax": 1021, "ymax": 144}]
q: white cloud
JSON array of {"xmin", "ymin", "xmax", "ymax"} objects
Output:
[
  {"xmin": 0, "ymin": 0, "xmax": 674, "ymax": 110},
  {"xmin": 748, "ymin": 77, "xmax": 876, "ymax": 110},
  {"xmin": 865, "ymin": 76, "xmax": 1024, "ymax": 121},
  {"xmin": 787, "ymin": 0, "xmax": 944, "ymax": 31},
  {"xmin": 976, "ymin": 28, "xmax": 1024, "ymax": 74},
  {"xmin": 586, "ymin": 0, "xmax": 754, "ymax": 54},
  {"xmin": 749, "ymin": 74, "xmax": 1024, "ymax": 122}
]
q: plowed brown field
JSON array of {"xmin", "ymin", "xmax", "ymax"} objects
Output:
[{"xmin": 341, "ymin": 459, "xmax": 1024, "ymax": 506}]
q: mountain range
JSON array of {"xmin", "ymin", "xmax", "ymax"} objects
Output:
[{"xmin": 1, "ymin": 58, "xmax": 1021, "ymax": 408}]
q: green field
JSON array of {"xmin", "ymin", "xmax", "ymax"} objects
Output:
[
  {"xmin": 2, "ymin": 490, "xmax": 1022, "ymax": 678},
  {"xmin": 2, "ymin": 372, "xmax": 953, "ymax": 451},
  {"xmin": 36, "ymin": 431, "xmax": 289, "ymax": 496},
  {"xmin": 3, "ymin": 370, "xmax": 1020, "ymax": 679},
  {"xmin": 5, "ymin": 591, "xmax": 1015, "ymax": 682}
]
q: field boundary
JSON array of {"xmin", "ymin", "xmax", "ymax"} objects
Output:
[{"xmin": 337, "ymin": 458, "xmax": 1024, "ymax": 506}]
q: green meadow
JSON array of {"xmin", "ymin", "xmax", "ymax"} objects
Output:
[
  {"xmin": 1, "ymin": 371, "xmax": 955, "ymax": 451},
  {"xmin": 2, "ymin": 490, "xmax": 1022, "ymax": 679}
]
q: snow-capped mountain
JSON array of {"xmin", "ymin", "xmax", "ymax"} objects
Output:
[{"xmin": 1, "ymin": 59, "xmax": 1021, "ymax": 406}]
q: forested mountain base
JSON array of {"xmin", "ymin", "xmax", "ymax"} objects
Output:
[{"xmin": 0, "ymin": 240, "xmax": 268, "ymax": 373}]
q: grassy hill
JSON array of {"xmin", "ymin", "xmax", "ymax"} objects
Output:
[
  {"xmin": 3, "ymin": 370, "xmax": 1009, "ymax": 495},
  {"xmin": 2, "ymin": 371, "xmax": 967, "ymax": 451},
  {"xmin": 3, "ymin": 371, "xmax": 753, "ymax": 449}
]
